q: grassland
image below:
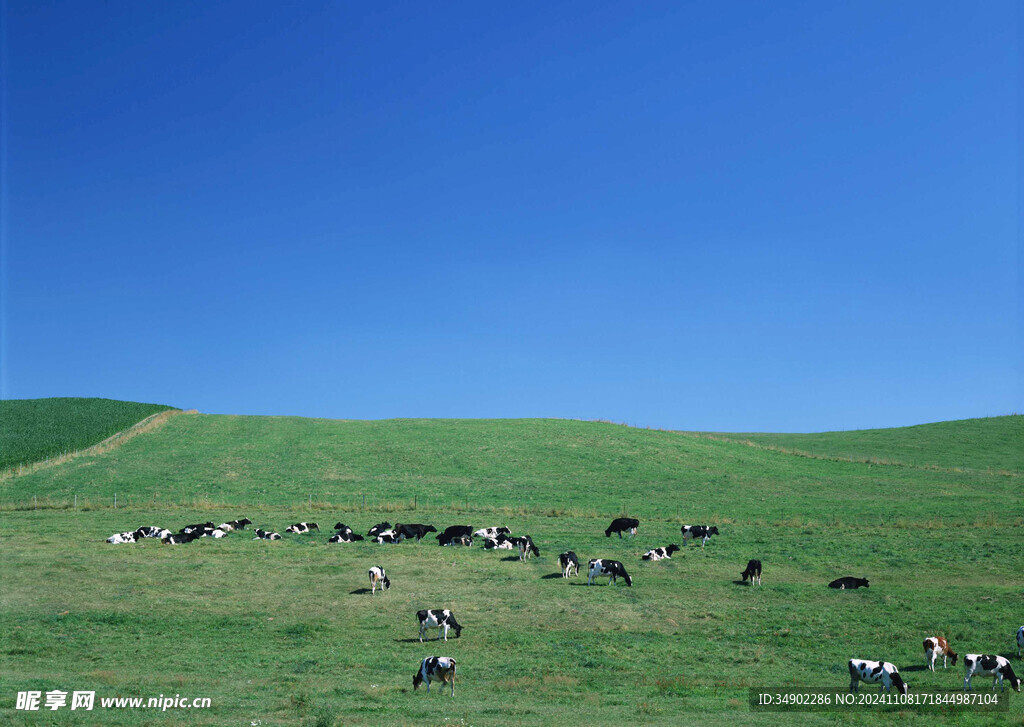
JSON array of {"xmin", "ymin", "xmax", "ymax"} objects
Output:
[
  {"xmin": 702, "ymin": 415, "xmax": 1024, "ymax": 473},
  {"xmin": 1, "ymin": 410, "xmax": 1022, "ymax": 726},
  {"xmin": 0, "ymin": 398, "xmax": 176, "ymax": 472}
]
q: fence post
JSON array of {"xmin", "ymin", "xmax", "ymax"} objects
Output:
[{"xmin": 114, "ymin": 493, "xmax": 117, "ymax": 509}]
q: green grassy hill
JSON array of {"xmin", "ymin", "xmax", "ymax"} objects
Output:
[
  {"xmin": 0, "ymin": 397, "xmax": 176, "ymax": 471},
  {"xmin": 3, "ymin": 413, "xmax": 1021, "ymax": 527},
  {"xmin": 1, "ymin": 405, "xmax": 1021, "ymax": 726},
  {"xmin": 701, "ymin": 415, "xmax": 1023, "ymax": 473}
]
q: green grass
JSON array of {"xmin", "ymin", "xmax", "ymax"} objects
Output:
[
  {"xmin": 703, "ymin": 415, "xmax": 1024, "ymax": 473},
  {"xmin": 2, "ymin": 414, "xmax": 1022, "ymax": 528},
  {"xmin": 0, "ymin": 406, "xmax": 1022, "ymax": 725},
  {"xmin": 0, "ymin": 397, "xmax": 176, "ymax": 471}
]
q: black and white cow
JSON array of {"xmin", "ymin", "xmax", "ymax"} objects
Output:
[
  {"xmin": 217, "ymin": 522, "xmax": 235, "ymax": 532},
  {"xmin": 1016, "ymin": 626, "xmax": 1023, "ymax": 657},
  {"xmin": 559, "ymin": 551, "xmax": 579, "ymax": 578},
  {"xmin": 367, "ymin": 522, "xmax": 392, "ymax": 538},
  {"xmin": 374, "ymin": 530, "xmax": 400, "ymax": 545},
  {"xmin": 182, "ymin": 522, "xmax": 215, "ymax": 534},
  {"xmin": 328, "ymin": 530, "xmax": 363, "ymax": 543},
  {"xmin": 605, "ymin": 518, "xmax": 639, "ymax": 538},
  {"xmin": 963, "ymin": 654, "xmax": 1021, "ymax": 692},
  {"xmin": 848, "ymin": 660, "xmax": 908, "ymax": 694},
  {"xmin": 106, "ymin": 530, "xmax": 140, "ymax": 544},
  {"xmin": 162, "ymin": 531, "xmax": 199, "ymax": 545},
  {"xmin": 437, "ymin": 526, "xmax": 473, "ymax": 543},
  {"xmin": 680, "ymin": 525, "xmax": 719, "ymax": 548},
  {"xmin": 642, "ymin": 544, "xmax": 680, "ymax": 561},
  {"xmin": 417, "ymin": 609, "xmax": 463, "ymax": 642},
  {"xmin": 368, "ymin": 566, "xmax": 391, "ymax": 594},
  {"xmin": 508, "ymin": 535, "xmax": 539, "ymax": 561},
  {"xmin": 134, "ymin": 526, "xmax": 166, "ymax": 539},
  {"xmin": 587, "ymin": 559, "xmax": 633, "ymax": 586},
  {"xmin": 473, "ymin": 526, "xmax": 511, "ymax": 539},
  {"xmin": 441, "ymin": 535, "xmax": 473, "ymax": 547},
  {"xmin": 200, "ymin": 527, "xmax": 228, "ymax": 538},
  {"xmin": 413, "ymin": 656, "xmax": 456, "ymax": 696},
  {"xmin": 829, "ymin": 576, "xmax": 869, "ymax": 590},
  {"xmin": 331, "ymin": 523, "xmax": 363, "ymax": 541},
  {"xmin": 395, "ymin": 523, "xmax": 437, "ymax": 542},
  {"xmin": 225, "ymin": 518, "xmax": 252, "ymax": 530},
  {"xmin": 285, "ymin": 522, "xmax": 319, "ymax": 534},
  {"xmin": 253, "ymin": 529, "xmax": 281, "ymax": 541},
  {"xmin": 483, "ymin": 536, "xmax": 514, "ymax": 550},
  {"xmin": 741, "ymin": 559, "xmax": 762, "ymax": 585}
]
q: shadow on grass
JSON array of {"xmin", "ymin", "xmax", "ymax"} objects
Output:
[
  {"xmin": 540, "ymin": 573, "xmax": 564, "ymax": 580},
  {"xmin": 349, "ymin": 588, "xmax": 372, "ymax": 595},
  {"xmin": 900, "ymin": 665, "xmax": 930, "ymax": 673}
]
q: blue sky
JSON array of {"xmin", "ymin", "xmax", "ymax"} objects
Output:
[{"xmin": 1, "ymin": 1, "xmax": 1019, "ymax": 431}]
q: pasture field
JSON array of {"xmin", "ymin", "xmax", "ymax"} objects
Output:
[
  {"xmin": 1, "ymin": 411, "xmax": 1022, "ymax": 725},
  {"xmin": 707, "ymin": 415, "xmax": 1024, "ymax": 474},
  {"xmin": 0, "ymin": 398, "xmax": 176, "ymax": 472}
]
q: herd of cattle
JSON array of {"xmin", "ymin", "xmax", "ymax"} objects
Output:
[{"xmin": 105, "ymin": 515, "xmax": 1022, "ymax": 696}]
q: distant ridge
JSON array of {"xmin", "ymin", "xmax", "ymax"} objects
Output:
[{"xmin": 688, "ymin": 415, "xmax": 1023, "ymax": 474}]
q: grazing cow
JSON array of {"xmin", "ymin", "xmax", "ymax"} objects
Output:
[
  {"xmin": 829, "ymin": 576, "xmax": 869, "ymax": 590},
  {"xmin": 367, "ymin": 522, "xmax": 392, "ymax": 538},
  {"xmin": 395, "ymin": 523, "xmax": 437, "ymax": 542},
  {"xmin": 437, "ymin": 525, "xmax": 473, "ymax": 542},
  {"xmin": 285, "ymin": 522, "xmax": 319, "ymax": 534},
  {"xmin": 680, "ymin": 525, "xmax": 719, "ymax": 549},
  {"xmin": 923, "ymin": 637, "xmax": 957, "ymax": 671},
  {"xmin": 374, "ymin": 530, "xmax": 400, "ymax": 545},
  {"xmin": 441, "ymin": 535, "xmax": 473, "ymax": 547},
  {"xmin": 741, "ymin": 559, "xmax": 762, "ymax": 585},
  {"xmin": 368, "ymin": 566, "xmax": 391, "ymax": 594},
  {"xmin": 473, "ymin": 526, "xmax": 511, "ymax": 539},
  {"xmin": 848, "ymin": 660, "xmax": 908, "ymax": 694},
  {"xmin": 1017, "ymin": 626, "xmax": 1024, "ymax": 657},
  {"xmin": 559, "ymin": 551, "xmax": 579, "ymax": 578},
  {"xmin": 587, "ymin": 559, "xmax": 633, "ymax": 586},
  {"xmin": 508, "ymin": 535, "xmax": 538, "ymax": 561},
  {"xmin": 483, "ymin": 536, "xmax": 514, "ymax": 550},
  {"xmin": 162, "ymin": 531, "xmax": 199, "ymax": 545},
  {"xmin": 182, "ymin": 522, "xmax": 215, "ymax": 534},
  {"xmin": 417, "ymin": 609, "xmax": 463, "ymax": 642},
  {"xmin": 605, "ymin": 518, "xmax": 639, "ymax": 538},
  {"xmin": 413, "ymin": 656, "xmax": 457, "ymax": 697},
  {"xmin": 106, "ymin": 531, "xmax": 139, "ymax": 544},
  {"xmin": 642, "ymin": 544, "xmax": 681, "ymax": 561},
  {"xmin": 963, "ymin": 654, "xmax": 1021, "ymax": 692},
  {"xmin": 253, "ymin": 529, "xmax": 281, "ymax": 541}
]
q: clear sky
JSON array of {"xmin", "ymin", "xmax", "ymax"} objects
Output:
[{"xmin": 1, "ymin": 1, "xmax": 1019, "ymax": 432}]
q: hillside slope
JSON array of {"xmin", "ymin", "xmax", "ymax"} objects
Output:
[
  {"xmin": 0, "ymin": 398, "xmax": 176, "ymax": 471},
  {"xmin": 704, "ymin": 415, "xmax": 1023, "ymax": 473},
  {"xmin": 3, "ymin": 413, "xmax": 1019, "ymax": 525}
]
